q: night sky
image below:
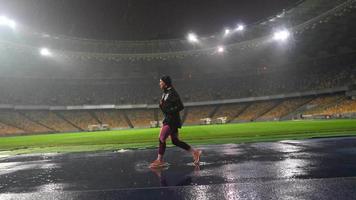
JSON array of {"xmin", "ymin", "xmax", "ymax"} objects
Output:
[{"xmin": 0, "ymin": 0, "xmax": 300, "ymax": 40}]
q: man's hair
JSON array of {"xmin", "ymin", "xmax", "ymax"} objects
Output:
[{"xmin": 160, "ymin": 75, "xmax": 172, "ymax": 87}]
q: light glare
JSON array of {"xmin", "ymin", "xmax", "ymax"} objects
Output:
[
  {"xmin": 217, "ymin": 46, "xmax": 224, "ymax": 53},
  {"xmin": 187, "ymin": 33, "xmax": 198, "ymax": 43},
  {"xmin": 0, "ymin": 16, "xmax": 16, "ymax": 30},
  {"xmin": 236, "ymin": 24, "xmax": 244, "ymax": 31},
  {"xmin": 40, "ymin": 48, "xmax": 52, "ymax": 56},
  {"xmin": 273, "ymin": 30, "xmax": 290, "ymax": 41}
]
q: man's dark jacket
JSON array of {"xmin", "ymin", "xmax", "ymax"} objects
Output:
[{"xmin": 160, "ymin": 87, "xmax": 184, "ymax": 129}]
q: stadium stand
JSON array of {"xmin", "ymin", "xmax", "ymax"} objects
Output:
[
  {"xmin": 235, "ymin": 101, "xmax": 277, "ymax": 122},
  {"xmin": 21, "ymin": 111, "xmax": 70, "ymax": 132},
  {"xmin": 0, "ymin": 93, "xmax": 355, "ymax": 135},
  {"xmin": 258, "ymin": 97, "xmax": 313, "ymax": 121},
  {"xmin": 0, "ymin": 110, "xmax": 51, "ymax": 133},
  {"xmin": 0, "ymin": 0, "xmax": 355, "ymax": 135},
  {"xmin": 213, "ymin": 104, "xmax": 249, "ymax": 123},
  {"xmin": 312, "ymin": 98, "xmax": 356, "ymax": 115},
  {"xmin": 303, "ymin": 95, "xmax": 344, "ymax": 115},
  {"xmin": 94, "ymin": 110, "xmax": 129, "ymax": 129},
  {"xmin": 184, "ymin": 106, "xmax": 216, "ymax": 125},
  {"xmin": 57, "ymin": 111, "xmax": 98, "ymax": 131},
  {"xmin": 126, "ymin": 109, "xmax": 154, "ymax": 128},
  {"xmin": 0, "ymin": 64, "xmax": 353, "ymax": 106},
  {"xmin": 0, "ymin": 122, "xmax": 25, "ymax": 136}
]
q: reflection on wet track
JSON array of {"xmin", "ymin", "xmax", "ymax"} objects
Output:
[{"xmin": 1, "ymin": 137, "xmax": 356, "ymax": 199}]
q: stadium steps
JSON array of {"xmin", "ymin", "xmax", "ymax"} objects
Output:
[
  {"xmin": 122, "ymin": 110, "xmax": 134, "ymax": 128},
  {"xmin": 182, "ymin": 108, "xmax": 189, "ymax": 124},
  {"xmin": 88, "ymin": 111, "xmax": 102, "ymax": 124},
  {"xmin": 0, "ymin": 118, "xmax": 27, "ymax": 133},
  {"xmin": 305, "ymin": 95, "xmax": 347, "ymax": 114},
  {"xmin": 323, "ymin": 95, "xmax": 348, "ymax": 107},
  {"xmin": 153, "ymin": 109, "xmax": 159, "ymax": 122},
  {"xmin": 208, "ymin": 105, "xmax": 221, "ymax": 119},
  {"xmin": 53, "ymin": 112, "xmax": 84, "ymax": 131},
  {"xmin": 17, "ymin": 111, "xmax": 57, "ymax": 132},
  {"xmin": 280, "ymin": 97, "xmax": 317, "ymax": 120},
  {"xmin": 255, "ymin": 100, "xmax": 284, "ymax": 121},
  {"xmin": 112, "ymin": 110, "xmax": 129, "ymax": 129},
  {"xmin": 228, "ymin": 103, "xmax": 251, "ymax": 123},
  {"xmin": 285, "ymin": 95, "xmax": 346, "ymax": 119}
]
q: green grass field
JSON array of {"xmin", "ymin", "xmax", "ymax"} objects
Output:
[{"xmin": 1, "ymin": 119, "xmax": 356, "ymax": 155}]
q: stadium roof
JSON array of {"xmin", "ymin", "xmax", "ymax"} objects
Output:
[
  {"xmin": 0, "ymin": 0, "xmax": 354, "ymax": 60},
  {"xmin": 0, "ymin": 0, "xmax": 300, "ymax": 41}
]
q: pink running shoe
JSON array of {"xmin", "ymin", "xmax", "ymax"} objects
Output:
[
  {"xmin": 149, "ymin": 160, "xmax": 167, "ymax": 168},
  {"xmin": 193, "ymin": 150, "xmax": 202, "ymax": 165}
]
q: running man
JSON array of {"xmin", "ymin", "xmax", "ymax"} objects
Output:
[{"xmin": 150, "ymin": 75, "xmax": 202, "ymax": 168}]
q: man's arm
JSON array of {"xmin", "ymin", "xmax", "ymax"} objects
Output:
[{"xmin": 160, "ymin": 91, "xmax": 184, "ymax": 114}]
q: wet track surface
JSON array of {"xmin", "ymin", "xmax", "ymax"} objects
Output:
[{"xmin": 0, "ymin": 137, "xmax": 356, "ymax": 199}]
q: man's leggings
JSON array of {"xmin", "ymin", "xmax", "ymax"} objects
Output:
[{"xmin": 158, "ymin": 125, "xmax": 191, "ymax": 155}]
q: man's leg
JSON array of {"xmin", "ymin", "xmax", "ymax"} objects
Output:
[
  {"xmin": 170, "ymin": 128, "xmax": 191, "ymax": 151},
  {"xmin": 157, "ymin": 125, "xmax": 171, "ymax": 160},
  {"xmin": 170, "ymin": 127, "xmax": 202, "ymax": 164},
  {"xmin": 150, "ymin": 125, "xmax": 170, "ymax": 168}
]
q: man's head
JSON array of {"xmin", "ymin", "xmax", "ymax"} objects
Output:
[{"xmin": 160, "ymin": 75, "xmax": 172, "ymax": 90}]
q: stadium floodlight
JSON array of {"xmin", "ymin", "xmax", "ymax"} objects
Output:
[
  {"xmin": 273, "ymin": 30, "xmax": 290, "ymax": 41},
  {"xmin": 277, "ymin": 10, "xmax": 285, "ymax": 18},
  {"xmin": 217, "ymin": 46, "xmax": 225, "ymax": 53},
  {"xmin": 235, "ymin": 24, "xmax": 244, "ymax": 31},
  {"xmin": 224, "ymin": 28, "xmax": 230, "ymax": 36},
  {"xmin": 0, "ymin": 16, "xmax": 16, "ymax": 30},
  {"xmin": 40, "ymin": 48, "xmax": 52, "ymax": 57},
  {"xmin": 187, "ymin": 33, "xmax": 199, "ymax": 43}
]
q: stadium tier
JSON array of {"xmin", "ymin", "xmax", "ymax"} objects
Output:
[
  {"xmin": 0, "ymin": 93, "xmax": 355, "ymax": 135},
  {"xmin": 94, "ymin": 110, "xmax": 130, "ymax": 129},
  {"xmin": 305, "ymin": 97, "xmax": 356, "ymax": 116},
  {"xmin": 183, "ymin": 106, "xmax": 216, "ymax": 125},
  {"xmin": 0, "ymin": 64, "xmax": 353, "ymax": 106},
  {"xmin": 234, "ymin": 101, "xmax": 277, "ymax": 122},
  {"xmin": 125, "ymin": 109, "xmax": 154, "ymax": 128},
  {"xmin": 258, "ymin": 98, "xmax": 312, "ymax": 121}
]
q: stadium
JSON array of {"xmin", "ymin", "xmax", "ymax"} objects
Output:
[{"xmin": 0, "ymin": 0, "xmax": 356, "ymax": 199}]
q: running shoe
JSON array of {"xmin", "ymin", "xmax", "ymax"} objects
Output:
[
  {"xmin": 149, "ymin": 159, "xmax": 167, "ymax": 168},
  {"xmin": 193, "ymin": 150, "xmax": 202, "ymax": 164}
]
